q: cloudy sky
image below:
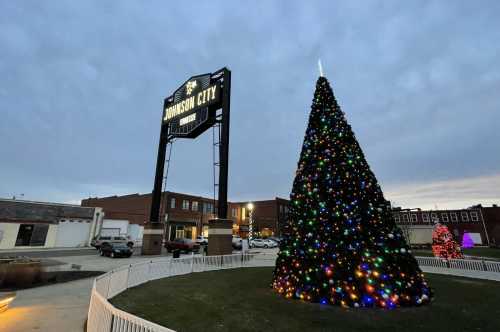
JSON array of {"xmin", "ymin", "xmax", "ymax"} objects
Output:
[{"xmin": 1, "ymin": 1, "xmax": 499, "ymax": 209}]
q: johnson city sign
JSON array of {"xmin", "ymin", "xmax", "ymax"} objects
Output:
[{"xmin": 163, "ymin": 73, "xmax": 223, "ymax": 138}]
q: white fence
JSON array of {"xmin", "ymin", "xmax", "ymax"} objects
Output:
[
  {"xmin": 87, "ymin": 253, "xmax": 500, "ymax": 332},
  {"xmin": 87, "ymin": 253, "xmax": 257, "ymax": 332},
  {"xmin": 415, "ymin": 256, "xmax": 500, "ymax": 273}
]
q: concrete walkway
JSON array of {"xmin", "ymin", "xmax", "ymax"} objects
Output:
[
  {"xmin": 1, "ymin": 277, "xmax": 93, "ymax": 332},
  {"xmin": 421, "ymin": 266, "xmax": 500, "ymax": 281}
]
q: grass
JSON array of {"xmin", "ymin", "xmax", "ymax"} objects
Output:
[
  {"xmin": 413, "ymin": 247, "xmax": 500, "ymax": 260},
  {"xmin": 111, "ymin": 267, "xmax": 500, "ymax": 332}
]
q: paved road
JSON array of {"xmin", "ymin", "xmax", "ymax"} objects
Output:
[
  {"xmin": 0, "ymin": 247, "xmax": 147, "ymax": 258},
  {"xmin": 0, "ymin": 248, "xmax": 96, "ymax": 258}
]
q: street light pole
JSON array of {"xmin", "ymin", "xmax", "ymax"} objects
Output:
[{"xmin": 247, "ymin": 203, "xmax": 254, "ymax": 247}]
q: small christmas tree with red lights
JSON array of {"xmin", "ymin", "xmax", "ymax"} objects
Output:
[
  {"xmin": 272, "ymin": 75, "xmax": 432, "ymax": 308},
  {"xmin": 432, "ymin": 223, "xmax": 463, "ymax": 259}
]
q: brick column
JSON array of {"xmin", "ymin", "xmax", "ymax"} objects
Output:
[
  {"xmin": 207, "ymin": 219, "xmax": 233, "ymax": 256},
  {"xmin": 141, "ymin": 223, "xmax": 163, "ymax": 255}
]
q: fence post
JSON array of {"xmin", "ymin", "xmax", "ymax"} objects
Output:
[
  {"xmin": 106, "ymin": 271, "xmax": 113, "ymax": 299},
  {"xmin": 169, "ymin": 257, "xmax": 173, "ymax": 276},
  {"xmin": 110, "ymin": 314, "xmax": 115, "ymax": 332},
  {"xmin": 125, "ymin": 264, "xmax": 131, "ymax": 289},
  {"xmin": 190, "ymin": 252, "xmax": 194, "ymax": 273},
  {"xmin": 148, "ymin": 260, "xmax": 153, "ymax": 281}
]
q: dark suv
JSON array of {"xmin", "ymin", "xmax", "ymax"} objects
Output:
[{"xmin": 99, "ymin": 243, "xmax": 133, "ymax": 258}]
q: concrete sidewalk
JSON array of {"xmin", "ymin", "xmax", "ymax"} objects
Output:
[{"xmin": 1, "ymin": 277, "xmax": 93, "ymax": 332}]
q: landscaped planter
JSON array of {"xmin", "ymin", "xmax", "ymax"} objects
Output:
[{"xmin": 0, "ymin": 258, "xmax": 43, "ymax": 289}]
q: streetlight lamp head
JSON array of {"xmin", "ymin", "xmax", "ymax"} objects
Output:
[{"xmin": 247, "ymin": 203, "xmax": 254, "ymax": 210}]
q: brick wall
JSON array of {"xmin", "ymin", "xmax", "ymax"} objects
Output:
[{"xmin": 393, "ymin": 208, "xmax": 488, "ymax": 245}]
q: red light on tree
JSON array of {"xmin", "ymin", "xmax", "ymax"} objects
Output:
[{"xmin": 432, "ymin": 223, "xmax": 463, "ymax": 259}]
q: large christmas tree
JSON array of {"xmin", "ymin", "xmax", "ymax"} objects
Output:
[{"xmin": 272, "ymin": 76, "xmax": 432, "ymax": 308}]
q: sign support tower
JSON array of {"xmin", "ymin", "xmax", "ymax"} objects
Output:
[{"xmin": 142, "ymin": 68, "xmax": 231, "ymax": 255}]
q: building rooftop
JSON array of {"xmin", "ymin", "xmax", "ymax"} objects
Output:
[{"xmin": 0, "ymin": 198, "xmax": 95, "ymax": 223}]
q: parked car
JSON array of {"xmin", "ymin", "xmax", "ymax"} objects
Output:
[
  {"xmin": 165, "ymin": 238, "xmax": 200, "ymax": 253},
  {"xmin": 99, "ymin": 243, "xmax": 133, "ymax": 258},
  {"xmin": 232, "ymin": 236, "xmax": 243, "ymax": 250},
  {"xmin": 250, "ymin": 238, "xmax": 278, "ymax": 248},
  {"xmin": 195, "ymin": 236, "xmax": 208, "ymax": 246},
  {"xmin": 91, "ymin": 236, "xmax": 134, "ymax": 250}
]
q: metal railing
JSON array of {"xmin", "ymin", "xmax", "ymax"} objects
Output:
[
  {"xmin": 87, "ymin": 253, "xmax": 500, "ymax": 332},
  {"xmin": 87, "ymin": 253, "xmax": 256, "ymax": 332}
]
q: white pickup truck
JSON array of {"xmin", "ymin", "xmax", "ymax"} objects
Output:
[{"xmin": 91, "ymin": 236, "xmax": 134, "ymax": 250}]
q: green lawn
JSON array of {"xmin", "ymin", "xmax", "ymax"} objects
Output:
[
  {"xmin": 413, "ymin": 247, "xmax": 500, "ymax": 260},
  {"xmin": 111, "ymin": 267, "xmax": 500, "ymax": 332}
]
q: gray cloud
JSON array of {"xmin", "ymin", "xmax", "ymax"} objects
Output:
[{"xmin": 0, "ymin": 1, "xmax": 499, "ymax": 208}]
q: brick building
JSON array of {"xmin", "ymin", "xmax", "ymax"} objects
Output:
[
  {"xmin": 392, "ymin": 205, "xmax": 500, "ymax": 246},
  {"xmin": 229, "ymin": 198, "xmax": 290, "ymax": 238},
  {"xmin": 81, "ymin": 192, "xmax": 289, "ymax": 240}
]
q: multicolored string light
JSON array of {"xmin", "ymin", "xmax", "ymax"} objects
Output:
[{"xmin": 272, "ymin": 76, "xmax": 432, "ymax": 308}]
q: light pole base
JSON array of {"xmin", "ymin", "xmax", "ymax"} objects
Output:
[
  {"xmin": 141, "ymin": 223, "xmax": 163, "ymax": 255},
  {"xmin": 207, "ymin": 219, "xmax": 233, "ymax": 256}
]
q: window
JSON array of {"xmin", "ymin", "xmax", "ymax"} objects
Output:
[
  {"xmin": 242, "ymin": 207, "xmax": 246, "ymax": 220},
  {"xmin": 393, "ymin": 214, "xmax": 401, "ymax": 223},
  {"xmin": 471, "ymin": 211, "xmax": 479, "ymax": 222},
  {"xmin": 410, "ymin": 214, "xmax": 418, "ymax": 223},
  {"xmin": 431, "ymin": 213, "xmax": 438, "ymax": 222},
  {"xmin": 461, "ymin": 212, "xmax": 469, "ymax": 222},
  {"xmin": 422, "ymin": 213, "xmax": 429, "ymax": 223},
  {"xmin": 441, "ymin": 213, "xmax": 449, "ymax": 222},
  {"xmin": 450, "ymin": 212, "xmax": 458, "ymax": 222},
  {"xmin": 170, "ymin": 198, "xmax": 176, "ymax": 209},
  {"xmin": 192, "ymin": 201, "xmax": 199, "ymax": 211},
  {"xmin": 182, "ymin": 200, "xmax": 189, "ymax": 210},
  {"xmin": 203, "ymin": 202, "xmax": 213, "ymax": 213},
  {"xmin": 231, "ymin": 208, "xmax": 238, "ymax": 218},
  {"xmin": 175, "ymin": 225, "xmax": 185, "ymax": 239},
  {"xmin": 15, "ymin": 224, "xmax": 49, "ymax": 247},
  {"xmin": 402, "ymin": 214, "xmax": 409, "ymax": 223}
]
